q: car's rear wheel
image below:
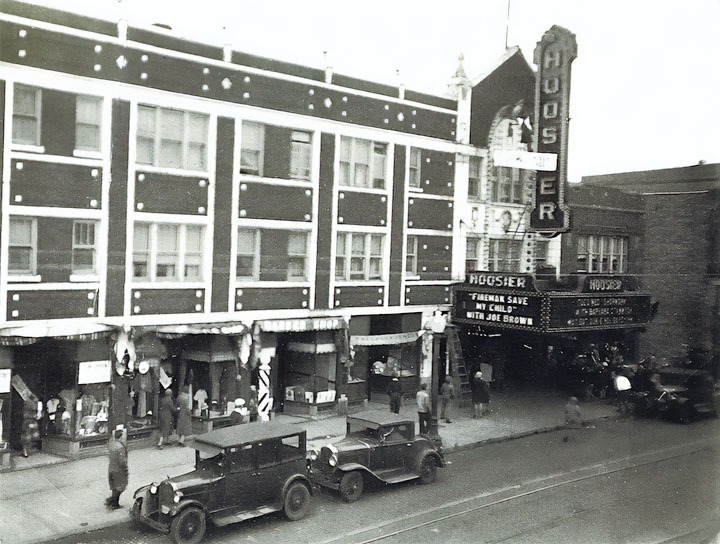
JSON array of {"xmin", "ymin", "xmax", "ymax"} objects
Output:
[
  {"xmin": 170, "ymin": 506, "xmax": 206, "ymax": 544},
  {"xmin": 339, "ymin": 471, "xmax": 364, "ymax": 502},
  {"xmin": 284, "ymin": 481, "xmax": 311, "ymax": 521},
  {"xmin": 419, "ymin": 455, "xmax": 437, "ymax": 484}
]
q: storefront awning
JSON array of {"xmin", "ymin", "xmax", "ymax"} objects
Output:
[
  {"xmin": 151, "ymin": 322, "xmax": 250, "ymax": 339},
  {"xmin": 0, "ymin": 322, "xmax": 116, "ymax": 342},
  {"xmin": 257, "ymin": 317, "xmax": 346, "ymax": 333},
  {"xmin": 350, "ymin": 331, "xmax": 424, "ymax": 347}
]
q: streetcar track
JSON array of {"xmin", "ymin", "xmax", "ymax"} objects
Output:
[{"xmin": 316, "ymin": 438, "xmax": 717, "ymax": 544}]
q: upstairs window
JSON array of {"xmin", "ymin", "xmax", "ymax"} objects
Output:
[
  {"xmin": 494, "ymin": 166, "xmax": 525, "ymax": 203},
  {"xmin": 534, "ymin": 240, "xmax": 550, "ymax": 270},
  {"xmin": 408, "ymin": 148, "xmax": 422, "ymax": 188},
  {"xmin": 12, "ymin": 85, "xmax": 41, "ymax": 146},
  {"xmin": 468, "ymin": 157, "xmax": 482, "ymax": 199},
  {"xmin": 290, "ymin": 131, "xmax": 312, "ymax": 181},
  {"xmin": 136, "ymin": 105, "xmax": 209, "ymax": 171},
  {"xmin": 132, "ymin": 223, "xmax": 205, "ymax": 282},
  {"xmin": 465, "ymin": 237, "xmax": 481, "ymax": 272},
  {"xmin": 287, "ymin": 232, "xmax": 310, "ymax": 281},
  {"xmin": 236, "ymin": 229, "xmax": 260, "ymax": 281},
  {"xmin": 8, "ymin": 217, "xmax": 36, "ymax": 275},
  {"xmin": 336, "ymin": 232, "xmax": 384, "ymax": 281},
  {"xmin": 72, "ymin": 221, "xmax": 97, "ymax": 274},
  {"xmin": 577, "ymin": 235, "xmax": 628, "ymax": 273},
  {"xmin": 240, "ymin": 122, "xmax": 264, "ymax": 176},
  {"xmin": 405, "ymin": 235, "xmax": 418, "ymax": 276},
  {"xmin": 339, "ymin": 137, "xmax": 387, "ymax": 189},
  {"xmin": 488, "ymin": 238, "xmax": 522, "ymax": 272},
  {"xmin": 75, "ymin": 95, "xmax": 102, "ymax": 153}
]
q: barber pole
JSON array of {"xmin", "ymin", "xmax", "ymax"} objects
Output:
[{"xmin": 257, "ymin": 362, "xmax": 271, "ymax": 421}]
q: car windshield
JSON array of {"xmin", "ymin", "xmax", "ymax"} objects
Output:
[
  {"xmin": 193, "ymin": 441, "xmax": 225, "ymax": 463},
  {"xmin": 347, "ymin": 420, "xmax": 380, "ymax": 439}
]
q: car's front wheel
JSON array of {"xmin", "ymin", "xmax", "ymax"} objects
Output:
[
  {"xmin": 284, "ymin": 481, "xmax": 311, "ymax": 521},
  {"xmin": 170, "ymin": 506, "xmax": 206, "ymax": 544},
  {"xmin": 339, "ymin": 471, "xmax": 364, "ymax": 502},
  {"xmin": 419, "ymin": 455, "xmax": 437, "ymax": 484},
  {"xmin": 129, "ymin": 498, "xmax": 144, "ymax": 531}
]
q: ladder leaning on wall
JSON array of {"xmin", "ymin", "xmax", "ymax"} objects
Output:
[{"xmin": 446, "ymin": 325, "xmax": 472, "ymax": 404}]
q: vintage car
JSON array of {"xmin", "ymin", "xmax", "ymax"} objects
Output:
[
  {"xmin": 632, "ymin": 367, "xmax": 720, "ymax": 423},
  {"xmin": 307, "ymin": 410, "xmax": 444, "ymax": 502},
  {"xmin": 130, "ymin": 422, "xmax": 313, "ymax": 544}
]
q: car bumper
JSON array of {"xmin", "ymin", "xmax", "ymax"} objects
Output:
[{"xmin": 308, "ymin": 467, "xmax": 340, "ymax": 491}]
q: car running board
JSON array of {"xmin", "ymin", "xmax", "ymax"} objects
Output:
[
  {"xmin": 212, "ymin": 505, "xmax": 278, "ymax": 526},
  {"xmin": 376, "ymin": 468, "xmax": 418, "ymax": 484}
]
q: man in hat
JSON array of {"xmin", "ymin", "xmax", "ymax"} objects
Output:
[
  {"xmin": 106, "ymin": 429, "xmax": 128, "ymax": 510},
  {"xmin": 387, "ymin": 370, "xmax": 402, "ymax": 414},
  {"xmin": 471, "ymin": 371, "xmax": 490, "ymax": 418}
]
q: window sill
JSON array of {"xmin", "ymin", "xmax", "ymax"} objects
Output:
[
  {"xmin": 334, "ymin": 280, "xmax": 386, "ymax": 287},
  {"xmin": 134, "ymin": 164, "xmax": 210, "ymax": 177},
  {"xmin": 73, "ymin": 149, "xmax": 103, "ymax": 160},
  {"xmin": 131, "ymin": 281, "xmax": 206, "ymax": 289},
  {"xmin": 7, "ymin": 274, "xmax": 42, "ymax": 283},
  {"xmin": 12, "ymin": 144, "xmax": 45, "ymax": 154},
  {"xmin": 337, "ymin": 186, "xmax": 387, "ymax": 195},
  {"xmin": 408, "ymin": 187, "xmax": 424, "ymax": 193},
  {"xmin": 404, "ymin": 275, "xmax": 421, "ymax": 281},
  {"xmin": 70, "ymin": 273, "xmax": 99, "ymax": 282}
]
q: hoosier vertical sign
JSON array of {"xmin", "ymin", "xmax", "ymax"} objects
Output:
[{"xmin": 530, "ymin": 26, "xmax": 577, "ymax": 234}]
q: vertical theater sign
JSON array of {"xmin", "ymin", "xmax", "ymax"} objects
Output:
[{"xmin": 530, "ymin": 26, "xmax": 577, "ymax": 235}]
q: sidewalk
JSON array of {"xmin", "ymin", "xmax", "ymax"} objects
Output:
[{"xmin": 0, "ymin": 388, "xmax": 617, "ymax": 544}]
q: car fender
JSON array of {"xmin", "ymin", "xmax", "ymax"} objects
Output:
[
  {"xmin": 415, "ymin": 449, "xmax": 444, "ymax": 472},
  {"xmin": 337, "ymin": 462, "xmax": 380, "ymax": 479},
  {"xmin": 281, "ymin": 473, "xmax": 315, "ymax": 498},
  {"xmin": 169, "ymin": 498, "xmax": 206, "ymax": 517}
]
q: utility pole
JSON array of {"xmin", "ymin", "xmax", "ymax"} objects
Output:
[{"xmin": 504, "ymin": 0, "xmax": 511, "ymax": 50}]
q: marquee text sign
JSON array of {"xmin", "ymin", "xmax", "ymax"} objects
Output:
[
  {"xmin": 455, "ymin": 289, "xmax": 543, "ymax": 329},
  {"xmin": 548, "ymin": 294, "xmax": 652, "ymax": 329},
  {"xmin": 530, "ymin": 25, "xmax": 577, "ymax": 234}
]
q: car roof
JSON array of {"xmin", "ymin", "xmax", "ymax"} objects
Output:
[
  {"xmin": 192, "ymin": 422, "xmax": 304, "ymax": 449},
  {"xmin": 348, "ymin": 410, "xmax": 413, "ymax": 426}
]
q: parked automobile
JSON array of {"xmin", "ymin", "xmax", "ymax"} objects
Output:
[
  {"xmin": 631, "ymin": 367, "xmax": 720, "ymax": 423},
  {"xmin": 130, "ymin": 422, "xmax": 313, "ymax": 544},
  {"xmin": 307, "ymin": 410, "xmax": 444, "ymax": 502}
]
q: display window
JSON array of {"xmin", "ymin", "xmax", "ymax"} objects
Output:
[{"xmin": 281, "ymin": 331, "xmax": 337, "ymax": 406}]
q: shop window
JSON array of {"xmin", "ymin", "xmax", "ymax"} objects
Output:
[
  {"xmin": 488, "ymin": 238, "xmax": 522, "ymax": 272},
  {"xmin": 468, "ymin": 156, "xmax": 482, "ymax": 199},
  {"xmin": 339, "ymin": 136, "xmax": 387, "ymax": 189},
  {"xmin": 240, "ymin": 122, "xmax": 264, "ymax": 176},
  {"xmin": 405, "ymin": 235, "xmax": 418, "ymax": 277},
  {"xmin": 290, "ymin": 130, "xmax": 312, "ymax": 180},
  {"xmin": 72, "ymin": 220, "xmax": 98, "ymax": 274},
  {"xmin": 335, "ymin": 232, "xmax": 384, "ymax": 281},
  {"xmin": 465, "ymin": 237, "xmax": 481, "ymax": 272},
  {"xmin": 237, "ymin": 229, "xmax": 260, "ymax": 280},
  {"xmin": 408, "ymin": 148, "xmax": 421, "ymax": 188},
  {"xmin": 577, "ymin": 235, "xmax": 628, "ymax": 273},
  {"xmin": 136, "ymin": 105, "xmax": 209, "ymax": 171},
  {"xmin": 12, "ymin": 84, "xmax": 41, "ymax": 146},
  {"xmin": 287, "ymin": 231, "xmax": 309, "ymax": 281},
  {"xmin": 132, "ymin": 223, "xmax": 206, "ymax": 282},
  {"xmin": 75, "ymin": 95, "xmax": 102, "ymax": 153},
  {"xmin": 8, "ymin": 217, "xmax": 36, "ymax": 275}
]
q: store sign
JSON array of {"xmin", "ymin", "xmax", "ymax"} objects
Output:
[
  {"xmin": 0, "ymin": 369, "xmax": 11, "ymax": 394},
  {"xmin": 78, "ymin": 360, "xmax": 112, "ymax": 384},
  {"xmin": 454, "ymin": 290, "xmax": 543, "ymax": 329},
  {"xmin": 580, "ymin": 276, "xmax": 638, "ymax": 293},
  {"xmin": 350, "ymin": 331, "xmax": 423, "ymax": 346},
  {"xmin": 549, "ymin": 294, "xmax": 652, "ymax": 329},
  {"xmin": 11, "ymin": 374, "xmax": 33, "ymax": 400},
  {"xmin": 465, "ymin": 272, "xmax": 535, "ymax": 291},
  {"xmin": 493, "ymin": 149, "xmax": 557, "ymax": 172},
  {"xmin": 529, "ymin": 25, "xmax": 577, "ymax": 234},
  {"xmin": 258, "ymin": 317, "xmax": 346, "ymax": 333}
]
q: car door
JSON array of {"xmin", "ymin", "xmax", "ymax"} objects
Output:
[
  {"xmin": 222, "ymin": 444, "xmax": 254, "ymax": 511},
  {"xmin": 372, "ymin": 425, "xmax": 409, "ymax": 472},
  {"xmin": 250, "ymin": 438, "xmax": 283, "ymax": 507}
]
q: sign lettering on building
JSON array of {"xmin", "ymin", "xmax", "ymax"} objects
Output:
[
  {"xmin": 465, "ymin": 273, "xmax": 535, "ymax": 291},
  {"xmin": 530, "ymin": 25, "xmax": 577, "ymax": 234},
  {"xmin": 258, "ymin": 318, "xmax": 346, "ymax": 333},
  {"xmin": 454, "ymin": 289, "xmax": 543, "ymax": 330},
  {"xmin": 548, "ymin": 294, "xmax": 652, "ymax": 330}
]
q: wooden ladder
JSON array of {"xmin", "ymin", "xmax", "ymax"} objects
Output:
[{"xmin": 446, "ymin": 325, "xmax": 472, "ymax": 402}]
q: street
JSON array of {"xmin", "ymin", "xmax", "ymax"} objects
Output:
[{"xmin": 48, "ymin": 416, "xmax": 720, "ymax": 544}]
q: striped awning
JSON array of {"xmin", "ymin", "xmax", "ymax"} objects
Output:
[{"xmin": 0, "ymin": 323, "xmax": 116, "ymax": 342}]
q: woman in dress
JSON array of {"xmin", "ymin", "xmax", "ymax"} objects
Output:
[
  {"xmin": 21, "ymin": 397, "xmax": 40, "ymax": 457},
  {"xmin": 157, "ymin": 389, "xmax": 175, "ymax": 449},
  {"xmin": 175, "ymin": 386, "xmax": 192, "ymax": 447}
]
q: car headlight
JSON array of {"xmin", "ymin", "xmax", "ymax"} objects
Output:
[
  {"xmin": 173, "ymin": 491, "xmax": 183, "ymax": 503},
  {"xmin": 328, "ymin": 444, "xmax": 338, "ymax": 466},
  {"xmin": 308, "ymin": 449, "xmax": 318, "ymax": 461},
  {"xmin": 150, "ymin": 484, "xmax": 158, "ymax": 494}
]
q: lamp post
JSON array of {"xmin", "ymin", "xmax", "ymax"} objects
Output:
[{"xmin": 428, "ymin": 311, "xmax": 447, "ymax": 440}]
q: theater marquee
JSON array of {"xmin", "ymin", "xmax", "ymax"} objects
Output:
[{"xmin": 530, "ymin": 25, "xmax": 577, "ymax": 235}]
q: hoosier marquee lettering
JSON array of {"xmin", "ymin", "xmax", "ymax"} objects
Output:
[{"xmin": 530, "ymin": 25, "xmax": 577, "ymax": 234}]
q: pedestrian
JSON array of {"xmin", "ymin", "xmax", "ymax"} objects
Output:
[
  {"xmin": 612, "ymin": 371, "xmax": 632, "ymax": 414},
  {"xmin": 416, "ymin": 383, "xmax": 431, "ymax": 434},
  {"xmin": 388, "ymin": 370, "xmax": 402, "ymax": 414},
  {"xmin": 248, "ymin": 386, "xmax": 259, "ymax": 422},
  {"xmin": 563, "ymin": 396, "xmax": 582, "ymax": 443},
  {"xmin": 471, "ymin": 371, "xmax": 490, "ymax": 418},
  {"xmin": 106, "ymin": 429, "xmax": 128, "ymax": 510},
  {"xmin": 20, "ymin": 396, "xmax": 40, "ymax": 458},
  {"xmin": 440, "ymin": 376, "xmax": 455, "ymax": 423},
  {"xmin": 176, "ymin": 386, "xmax": 192, "ymax": 446},
  {"xmin": 230, "ymin": 398, "xmax": 250, "ymax": 425},
  {"xmin": 157, "ymin": 388, "xmax": 175, "ymax": 449}
]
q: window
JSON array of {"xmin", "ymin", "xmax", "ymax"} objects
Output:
[
  {"xmin": 256, "ymin": 440, "xmax": 281, "ymax": 468},
  {"xmin": 72, "ymin": 221, "xmax": 97, "ymax": 273},
  {"xmin": 8, "ymin": 217, "xmax": 36, "ymax": 275},
  {"xmin": 237, "ymin": 229, "xmax": 260, "ymax": 280},
  {"xmin": 132, "ymin": 223, "xmax": 205, "ymax": 282},
  {"xmin": 493, "ymin": 166, "xmax": 525, "ymax": 203},
  {"xmin": 228, "ymin": 444, "xmax": 253, "ymax": 473},
  {"xmin": 468, "ymin": 157, "xmax": 482, "ymax": 199},
  {"xmin": 488, "ymin": 239, "xmax": 522, "ymax": 272},
  {"xmin": 534, "ymin": 240, "xmax": 550, "ymax": 270},
  {"xmin": 409, "ymin": 148, "xmax": 421, "ymax": 188},
  {"xmin": 287, "ymin": 232, "xmax": 309, "ymax": 281},
  {"xmin": 280, "ymin": 435, "xmax": 304, "ymax": 461},
  {"xmin": 339, "ymin": 136, "xmax": 387, "ymax": 189},
  {"xmin": 290, "ymin": 131, "xmax": 312, "ymax": 180},
  {"xmin": 336, "ymin": 233, "xmax": 385, "ymax": 281},
  {"xmin": 136, "ymin": 105, "xmax": 209, "ymax": 170},
  {"xmin": 240, "ymin": 122, "xmax": 264, "ymax": 176},
  {"xmin": 406, "ymin": 235, "xmax": 418, "ymax": 277},
  {"xmin": 12, "ymin": 85, "xmax": 41, "ymax": 146},
  {"xmin": 577, "ymin": 235, "xmax": 628, "ymax": 273},
  {"xmin": 75, "ymin": 95, "xmax": 102, "ymax": 152},
  {"xmin": 465, "ymin": 238, "xmax": 481, "ymax": 272}
]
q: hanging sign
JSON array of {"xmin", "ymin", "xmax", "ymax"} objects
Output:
[
  {"xmin": 11, "ymin": 374, "xmax": 33, "ymax": 401},
  {"xmin": 529, "ymin": 25, "xmax": 577, "ymax": 234},
  {"xmin": 493, "ymin": 149, "xmax": 557, "ymax": 171},
  {"xmin": 0, "ymin": 369, "xmax": 11, "ymax": 394},
  {"xmin": 350, "ymin": 331, "xmax": 422, "ymax": 346},
  {"xmin": 78, "ymin": 360, "xmax": 112, "ymax": 384}
]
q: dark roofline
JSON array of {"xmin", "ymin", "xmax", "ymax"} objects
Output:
[
  {"xmin": 582, "ymin": 163, "xmax": 720, "ymax": 187},
  {"xmin": 3, "ymin": 0, "xmax": 455, "ymax": 110}
]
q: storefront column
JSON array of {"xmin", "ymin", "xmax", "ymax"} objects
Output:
[{"xmin": 0, "ymin": 348, "xmax": 13, "ymax": 466}]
